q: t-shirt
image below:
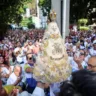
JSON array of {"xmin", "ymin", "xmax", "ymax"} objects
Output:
[
  {"xmin": 71, "ymin": 60, "xmax": 87, "ymax": 72},
  {"xmin": 24, "ymin": 64, "xmax": 37, "ymax": 87},
  {"xmin": 24, "ymin": 64, "xmax": 33, "ymax": 78},
  {"xmin": 22, "ymin": 47, "xmax": 27, "ymax": 53},
  {"xmin": 31, "ymin": 87, "xmax": 45, "ymax": 96},
  {"xmin": 71, "ymin": 60, "xmax": 79, "ymax": 72},
  {"xmin": 73, "ymin": 46, "xmax": 77, "ymax": 52},
  {"xmin": 7, "ymin": 73, "xmax": 18, "ymax": 85},
  {"xmin": 0, "ymin": 44, "xmax": 4, "ymax": 50},
  {"xmin": 84, "ymin": 55, "xmax": 91, "ymax": 63},
  {"xmin": 17, "ymin": 55, "xmax": 23, "ymax": 63},
  {"xmin": 1, "ymin": 67, "xmax": 10, "ymax": 84},
  {"xmin": 80, "ymin": 45, "xmax": 85, "ymax": 50},
  {"xmin": 89, "ymin": 48, "xmax": 96, "ymax": 56}
]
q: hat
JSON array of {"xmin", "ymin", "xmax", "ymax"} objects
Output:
[
  {"xmin": 93, "ymin": 40, "xmax": 96, "ymax": 44},
  {"xmin": 14, "ymin": 47, "xmax": 20, "ymax": 53}
]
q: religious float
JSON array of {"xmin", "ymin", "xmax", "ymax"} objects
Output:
[{"xmin": 33, "ymin": 10, "xmax": 72, "ymax": 83}]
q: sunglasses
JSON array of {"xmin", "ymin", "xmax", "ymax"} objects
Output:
[
  {"xmin": 28, "ymin": 57, "xmax": 32, "ymax": 60},
  {"xmin": 87, "ymin": 64, "xmax": 96, "ymax": 68},
  {"xmin": 80, "ymin": 53, "xmax": 85, "ymax": 55}
]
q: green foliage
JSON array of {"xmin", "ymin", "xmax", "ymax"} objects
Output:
[
  {"xmin": 78, "ymin": 18, "xmax": 89, "ymax": 31},
  {"xmin": 26, "ymin": 0, "xmax": 33, "ymax": 3},
  {"xmin": 0, "ymin": 0, "xmax": 33, "ymax": 36},
  {"xmin": 39, "ymin": 0, "xmax": 51, "ymax": 18},
  {"xmin": 20, "ymin": 17, "xmax": 33, "ymax": 27},
  {"xmin": 27, "ymin": 22, "xmax": 35, "ymax": 29},
  {"xmin": 24, "ymin": 5, "xmax": 28, "ymax": 9},
  {"xmin": 78, "ymin": 19, "xmax": 88, "ymax": 25},
  {"xmin": 70, "ymin": 0, "xmax": 96, "ymax": 23},
  {"xmin": 0, "ymin": 0, "xmax": 32, "ymax": 24},
  {"xmin": 79, "ymin": 26, "xmax": 89, "ymax": 31}
]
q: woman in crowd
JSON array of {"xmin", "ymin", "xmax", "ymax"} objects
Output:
[
  {"xmin": 0, "ymin": 54, "xmax": 12, "ymax": 85},
  {"xmin": 1, "ymin": 27, "xmax": 96, "ymax": 96},
  {"xmin": 24, "ymin": 54, "xmax": 37, "ymax": 94}
]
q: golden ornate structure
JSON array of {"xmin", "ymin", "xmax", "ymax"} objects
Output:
[{"xmin": 50, "ymin": 9, "xmax": 57, "ymax": 21}]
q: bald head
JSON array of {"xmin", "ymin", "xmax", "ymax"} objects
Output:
[
  {"xmin": 14, "ymin": 65, "xmax": 22, "ymax": 77},
  {"xmin": 88, "ymin": 56, "xmax": 96, "ymax": 72},
  {"xmin": 14, "ymin": 65, "xmax": 21, "ymax": 71}
]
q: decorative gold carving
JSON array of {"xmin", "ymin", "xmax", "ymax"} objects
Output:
[{"xmin": 50, "ymin": 9, "xmax": 57, "ymax": 21}]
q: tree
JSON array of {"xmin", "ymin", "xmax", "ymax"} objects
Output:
[
  {"xmin": 70, "ymin": 0, "xmax": 96, "ymax": 24},
  {"xmin": 0, "ymin": 0, "xmax": 32, "ymax": 38},
  {"xmin": 39, "ymin": 0, "xmax": 51, "ymax": 19}
]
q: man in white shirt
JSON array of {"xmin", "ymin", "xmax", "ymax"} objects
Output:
[
  {"xmin": 89, "ymin": 40, "xmax": 96, "ymax": 56},
  {"xmin": 16, "ymin": 82, "xmax": 49, "ymax": 96},
  {"xmin": 24, "ymin": 54, "xmax": 37, "ymax": 94},
  {"xmin": 31, "ymin": 82, "xmax": 45, "ymax": 96},
  {"xmin": 71, "ymin": 50, "xmax": 87, "ymax": 72},
  {"xmin": 7, "ymin": 65, "xmax": 22, "ymax": 86},
  {"xmin": 14, "ymin": 47, "xmax": 26, "ymax": 77},
  {"xmin": 14, "ymin": 47, "xmax": 25, "ymax": 64},
  {"xmin": 1, "ymin": 67, "xmax": 11, "ymax": 85}
]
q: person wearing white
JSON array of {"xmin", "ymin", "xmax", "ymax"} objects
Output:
[
  {"xmin": 17, "ymin": 91, "xmax": 31, "ymax": 96},
  {"xmin": 89, "ymin": 40, "xmax": 96, "ymax": 56},
  {"xmin": 1, "ymin": 67, "xmax": 11, "ymax": 84},
  {"xmin": 31, "ymin": 87, "xmax": 45, "ymax": 96},
  {"xmin": 7, "ymin": 65, "xmax": 22, "ymax": 85},
  {"xmin": 14, "ymin": 47, "xmax": 25, "ymax": 64},
  {"xmin": 50, "ymin": 83, "xmax": 61, "ymax": 96},
  {"xmin": 71, "ymin": 60, "xmax": 79, "ymax": 72},
  {"xmin": 17, "ymin": 87, "xmax": 45, "ymax": 96},
  {"xmin": 72, "ymin": 45, "xmax": 77, "ymax": 52},
  {"xmin": 84, "ymin": 50, "xmax": 91, "ymax": 63},
  {"xmin": 14, "ymin": 47, "xmax": 26, "ymax": 78},
  {"xmin": 24, "ymin": 54, "xmax": 37, "ymax": 93},
  {"xmin": 7, "ymin": 72, "xmax": 18, "ymax": 85},
  {"xmin": 89, "ymin": 48, "xmax": 96, "ymax": 56},
  {"xmin": 71, "ymin": 50, "xmax": 87, "ymax": 72}
]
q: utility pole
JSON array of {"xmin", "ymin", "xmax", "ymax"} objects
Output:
[
  {"xmin": 62, "ymin": 0, "xmax": 70, "ymax": 40},
  {"xmin": 51, "ymin": 0, "xmax": 70, "ymax": 40}
]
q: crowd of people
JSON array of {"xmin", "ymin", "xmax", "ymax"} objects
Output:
[
  {"xmin": 0, "ymin": 27, "xmax": 96, "ymax": 96},
  {"xmin": 0, "ymin": 29, "xmax": 45, "ymax": 96}
]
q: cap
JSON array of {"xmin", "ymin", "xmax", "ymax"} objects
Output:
[{"xmin": 14, "ymin": 47, "xmax": 20, "ymax": 53}]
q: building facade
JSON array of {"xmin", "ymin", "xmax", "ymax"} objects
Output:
[{"xmin": 51, "ymin": 0, "xmax": 70, "ymax": 39}]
